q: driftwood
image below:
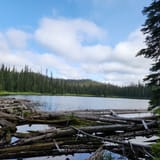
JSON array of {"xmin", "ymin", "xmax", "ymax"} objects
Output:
[
  {"xmin": 13, "ymin": 119, "xmax": 157, "ymax": 146},
  {"xmin": 71, "ymin": 109, "xmax": 149, "ymax": 115},
  {"xmin": 0, "ymin": 145, "xmax": 97, "ymax": 159},
  {"xmin": 0, "ymin": 97, "xmax": 158, "ymax": 159},
  {"xmin": 86, "ymin": 146, "xmax": 104, "ymax": 160}
]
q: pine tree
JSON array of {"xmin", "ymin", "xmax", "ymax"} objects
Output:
[
  {"xmin": 137, "ymin": 1, "xmax": 160, "ymax": 158},
  {"xmin": 137, "ymin": 0, "xmax": 160, "ymax": 110}
]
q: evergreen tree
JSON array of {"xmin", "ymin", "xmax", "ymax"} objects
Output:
[
  {"xmin": 0, "ymin": 64, "xmax": 151, "ymax": 98},
  {"xmin": 137, "ymin": 1, "xmax": 160, "ymax": 158},
  {"xmin": 137, "ymin": 0, "xmax": 160, "ymax": 110}
]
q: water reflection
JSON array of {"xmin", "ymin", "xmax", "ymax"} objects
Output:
[
  {"xmin": 7, "ymin": 95, "xmax": 148, "ymax": 160},
  {"xmin": 17, "ymin": 124, "xmax": 50, "ymax": 133},
  {"xmin": 104, "ymin": 151, "xmax": 128, "ymax": 160},
  {"xmin": 8, "ymin": 95, "xmax": 149, "ymax": 111},
  {"xmin": 20, "ymin": 151, "xmax": 128, "ymax": 160},
  {"xmin": 10, "ymin": 153, "xmax": 91, "ymax": 160}
]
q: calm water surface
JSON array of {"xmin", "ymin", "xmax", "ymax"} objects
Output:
[
  {"xmin": 9, "ymin": 95, "xmax": 149, "ymax": 111},
  {"xmin": 8, "ymin": 95, "xmax": 149, "ymax": 160}
]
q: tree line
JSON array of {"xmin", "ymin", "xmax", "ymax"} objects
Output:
[{"xmin": 0, "ymin": 64, "xmax": 151, "ymax": 98}]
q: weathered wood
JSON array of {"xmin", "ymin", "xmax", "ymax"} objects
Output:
[
  {"xmin": 142, "ymin": 120, "xmax": 149, "ymax": 130},
  {"xmin": 105, "ymin": 115, "xmax": 154, "ymax": 123},
  {"xmin": 0, "ymin": 142, "xmax": 101, "ymax": 159},
  {"xmin": 113, "ymin": 129, "xmax": 158, "ymax": 138},
  {"xmin": 0, "ymin": 119, "xmax": 15, "ymax": 129},
  {"xmin": 32, "ymin": 111, "xmax": 66, "ymax": 119},
  {"xmin": 75, "ymin": 114, "xmax": 128, "ymax": 124},
  {"xmin": 0, "ymin": 111, "xmax": 19, "ymax": 121},
  {"xmin": 15, "ymin": 120, "xmax": 157, "ymax": 146},
  {"xmin": 110, "ymin": 109, "xmax": 118, "ymax": 117},
  {"xmin": 0, "ymin": 97, "xmax": 158, "ymax": 159},
  {"xmin": 86, "ymin": 146, "xmax": 104, "ymax": 160},
  {"xmin": 71, "ymin": 109, "xmax": 149, "ymax": 114},
  {"xmin": 21, "ymin": 118, "xmax": 72, "ymax": 125}
]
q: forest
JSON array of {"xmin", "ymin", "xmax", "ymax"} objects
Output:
[{"xmin": 0, "ymin": 64, "xmax": 151, "ymax": 98}]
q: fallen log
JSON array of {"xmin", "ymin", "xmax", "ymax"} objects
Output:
[
  {"xmin": 85, "ymin": 145, "xmax": 104, "ymax": 160},
  {"xmin": 20, "ymin": 118, "xmax": 72, "ymax": 126},
  {"xmin": 31, "ymin": 111, "xmax": 66, "ymax": 119},
  {"xmin": 75, "ymin": 114, "xmax": 128, "ymax": 124},
  {"xmin": 0, "ymin": 142, "xmax": 101, "ymax": 159},
  {"xmin": 0, "ymin": 111, "xmax": 19, "ymax": 121},
  {"xmin": 69, "ymin": 126, "xmax": 153, "ymax": 159},
  {"xmin": 0, "ymin": 119, "xmax": 16, "ymax": 129},
  {"xmin": 15, "ymin": 119, "xmax": 157, "ymax": 146},
  {"xmin": 71, "ymin": 109, "xmax": 149, "ymax": 115},
  {"xmin": 0, "ymin": 97, "xmax": 158, "ymax": 160},
  {"xmin": 113, "ymin": 129, "xmax": 158, "ymax": 139},
  {"xmin": 105, "ymin": 115, "xmax": 156, "ymax": 123},
  {"xmin": 0, "ymin": 119, "xmax": 16, "ymax": 145}
]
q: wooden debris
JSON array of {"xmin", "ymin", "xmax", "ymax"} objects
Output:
[
  {"xmin": 0, "ymin": 97, "xmax": 158, "ymax": 159},
  {"xmin": 86, "ymin": 145, "xmax": 104, "ymax": 160},
  {"xmin": 142, "ymin": 120, "xmax": 149, "ymax": 130}
]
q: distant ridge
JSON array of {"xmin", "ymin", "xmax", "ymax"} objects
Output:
[{"xmin": 0, "ymin": 64, "xmax": 151, "ymax": 98}]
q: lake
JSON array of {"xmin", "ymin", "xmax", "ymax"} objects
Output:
[
  {"xmin": 9, "ymin": 95, "xmax": 149, "ymax": 111},
  {"xmin": 8, "ymin": 95, "xmax": 149, "ymax": 160}
]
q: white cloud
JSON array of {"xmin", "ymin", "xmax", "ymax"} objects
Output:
[
  {"xmin": 6, "ymin": 28, "xmax": 31, "ymax": 49},
  {"xmin": 82, "ymin": 45, "xmax": 112, "ymax": 62},
  {"xmin": 35, "ymin": 17, "xmax": 106, "ymax": 62},
  {"xmin": 32, "ymin": 53, "xmax": 83, "ymax": 79},
  {"xmin": 0, "ymin": 49, "xmax": 82, "ymax": 79},
  {"xmin": 104, "ymin": 73, "xmax": 144, "ymax": 86},
  {"xmin": 114, "ymin": 29, "xmax": 145, "ymax": 63},
  {"xmin": 0, "ymin": 33, "xmax": 9, "ymax": 51},
  {"xmin": 0, "ymin": 17, "xmax": 151, "ymax": 85}
]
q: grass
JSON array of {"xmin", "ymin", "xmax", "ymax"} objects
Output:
[
  {"xmin": 65, "ymin": 113, "xmax": 99, "ymax": 127},
  {"xmin": 152, "ymin": 142, "xmax": 160, "ymax": 159},
  {"xmin": 0, "ymin": 91, "xmax": 42, "ymax": 96},
  {"xmin": 0, "ymin": 91, "xmax": 149, "ymax": 100},
  {"xmin": 0, "ymin": 91, "xmax": 97, "ymax": 97}
]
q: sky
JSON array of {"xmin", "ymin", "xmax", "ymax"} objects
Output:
[{"xmin": 0, "ymin": 0, "xmax": 152, "ymax": 85}]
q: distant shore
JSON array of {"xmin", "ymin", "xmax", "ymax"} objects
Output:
[{"xmin": 0, "ymin": 91, "xmax": 149, "ymax": 100}]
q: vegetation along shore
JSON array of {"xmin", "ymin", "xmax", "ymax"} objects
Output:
[{"xmin": 0, "ymin": 64, "xmax": 151, "ymax": 99}]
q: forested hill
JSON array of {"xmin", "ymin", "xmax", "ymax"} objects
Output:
[{"xmin": 0, "ymin": 65, "xmax": 151, "ymax": 98}]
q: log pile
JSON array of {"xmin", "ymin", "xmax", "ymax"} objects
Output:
[{"xmin": 0, "ymin": 97, "xmax": 159, "ymax": 159}]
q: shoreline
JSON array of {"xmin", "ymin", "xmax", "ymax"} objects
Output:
[
  {"xmin": 0, "ymin": 91, "xmax": 149, "ymax": 100},
  {"xmin": 0, "ymin": 97, "xmax": 156, "ymax": 160}
]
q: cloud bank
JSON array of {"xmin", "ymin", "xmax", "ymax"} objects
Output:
[{"xmin": 0, "ymin": 17, "xmax": 150, "ymax": 85}]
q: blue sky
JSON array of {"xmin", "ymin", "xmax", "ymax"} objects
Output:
[{"xmin": 0, "ymin": 0, "xmax": 151, "ymax": 85}]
